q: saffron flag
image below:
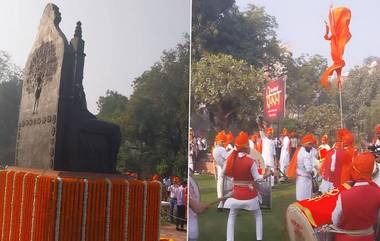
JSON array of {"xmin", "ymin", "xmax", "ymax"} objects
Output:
[{"xmin": 320, "ymin": 6, "xmax": 351, "ymax": 89}]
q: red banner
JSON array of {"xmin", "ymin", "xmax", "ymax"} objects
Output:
[{"xmin": 264, "ymin": 77, "xmax": 286, "ymax": 121}]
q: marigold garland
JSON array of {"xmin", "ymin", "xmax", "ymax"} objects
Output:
[{"xmin": 0, "ymin": 168, "xmax": 162, "ymax": 241}]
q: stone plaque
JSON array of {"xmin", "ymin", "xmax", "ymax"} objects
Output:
[{"xmin": 15, "ymin": 4, "xmax": 121, "ymax": 173}]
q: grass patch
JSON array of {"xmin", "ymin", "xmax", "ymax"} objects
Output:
[{"xmin": 195, "ymin": 174, "xmax": 296, "ymax": 241}]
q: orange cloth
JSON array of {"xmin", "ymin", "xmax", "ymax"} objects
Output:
[
  {"xmin": 352, "ymin": 152, "xmax": 375, "ymax": 181},
  {"xmin": 287, "ymin": 147, "xmax": 301, "ymax": 179},
  {"xmin": 300, "ymin": 133, "xmax": 315, "ymax": 145},
  {"xmin": 341, "ymin": 131, "xmax": 354, "ymax": 146},
  {"xmin": 215, "ymin": 130, "xmax": 226, "ymax": 144},
  {"xmin": 375, "ymin": 124, "xmax": 380, "ymax": 134},
  {"xmin": 225, "ymin": 132, "xmax": 249, "ymax": 177},
  {"xmin": 320, "ymin": 6, "xmax": 351, "ymax": 89}
]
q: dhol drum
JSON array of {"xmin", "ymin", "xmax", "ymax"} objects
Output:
[
  {"xmin": 255, "ymin": 175, "xmax": 272, "ymax": 209},
  {"xmin": 287, "ymin": 184, "xmax": 351, "ymax": 241}
]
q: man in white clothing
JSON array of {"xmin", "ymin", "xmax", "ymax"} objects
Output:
[
  {"xmin": 257, "ymin": 119, "xmax": 276, "ymax": 186},
  {"xmin": 212, "ymin": 131, "xmax": 229, "ymax": 210},
  {"xmin": 279, "ymin": 128, "xmax": 290, "ymax": 181},
  {"xmin": 293, "ymin": 133, "xmax": 315, "ymax": 201},
  {"xmin": 223, "ymin": 131, "xmax": 263, "ymax": 241}
]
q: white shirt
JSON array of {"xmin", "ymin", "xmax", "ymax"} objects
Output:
[
  {"xmin": 176, "ymin": 186, "xmax": 185, "ymax": 205},
  {"xmin": 296, "ymin": 147, "xmax": 314, "ymax": 177},
  {"xmin": 281, "ymin": 136, "xmax": 290, "ymax": 153},
  {"xmin": 332, "ymin": 182, "xmax": 369, "ymax": 226},
  {"xmin": 290, "ymin": 137, "xmax": 298, "ymax": 148},
  {"xmin": 168, "ymin": 184, "xmax": 179, "ymax": 198},
  {"xmin": 212, "ymin": 145, "xmax": 228, "ymax": 167},
  {"xmin": 259, "ymin": 131, "xmax": 276, "ymax": 167}
]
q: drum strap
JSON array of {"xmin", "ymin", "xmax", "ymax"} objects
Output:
[{"xmin": 321, "ymin": 225, "xmax": 374, "ymax": 237}]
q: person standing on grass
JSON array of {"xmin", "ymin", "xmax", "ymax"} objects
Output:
[
  {"xmin": 223, "ymin": 131, "xmax": 264, "ymax": 241},
  {"xmin": 176, "ymin": 180, "xmax": 186, "ymax": 231},
  {"xmin": 279, "ymin": 128, "xmax": 290, "ymax": 181},
  {"xmin": 168, "ymin": 176, "xmax": 179, "ymax": 222},
  {"xmin": 212, "ymin": 130, "xmax": 229, "ymax": 211},
  {"xmin": 257, "ymin": 118, "xmax": 276, "ymax": 187},
  {"xmin": 288, "ymin": 133, "xmax": 315, "ymax": 201}
]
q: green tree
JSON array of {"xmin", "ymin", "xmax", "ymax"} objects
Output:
[
  {"xmin": 300, "ymin": 104, "xmax": 340, "ymax": 138},
  {"xmin": 192, "ymin": 53, "xmax": 265, "ymax": 131},
  {"xmin": 122, "ymin": 39, "xmax": 189, "ymax": 178},
  {"xmin": 285, "ymin": 54, "xmax": 330, "ymax": 118},
  {"xmin": 97, "ymin": 90, "xmax": 128, "ymax": 116},
  {"xmin": 342, "ymin": 65, "xmax": 380, "ymax": 131}
]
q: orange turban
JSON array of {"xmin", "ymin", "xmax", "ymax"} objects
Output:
[
  {"xmin": 352, "ymin": 152, "xmax": 375, "ymax": 181},
  {"xmin": 375, "ymin": 124, "xmax": 380, "ymax": 134},
  {"xmin": 152, "ymin": 174, "xmax": 160, "ymax": 181},
  {"xmin": 336, "ymin": 128, "xmax": 350, "ymax": 142},
  {"xmin": 234, "ymin": 131, "xmax": 249, "ymax": 151},
  {"xmin": 301, "ymin": 133, "xmax": 315, "ymax": 145},
  {"xmin": 215, "ymin": 131, "xmax": 226, "ymax": 144},
  {"xmin": 265, "ymin": 128, "xmax": 273, "ymax": 136},
  {"xmin": 282, "ymin": 128, "xmax": 288, "ymax": 136},
  {"xmin": 341, "ymin": 130, "xmax": 354, "ymax": 146},
  {"xmin": 225, "ymin": 132, "xmax": 234, "ymax": 145}
]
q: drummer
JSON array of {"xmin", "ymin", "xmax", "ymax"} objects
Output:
[
  {"xmin": 288, "ymin": 133, "xmax": 315, "ymax": 201},
  {"xmin": 223, "ymin": 131, "xmax": 263, "ymax": 241},
  {"xmin": 331, "ymin": 152, "xmax": 380, "ymax": 241}
]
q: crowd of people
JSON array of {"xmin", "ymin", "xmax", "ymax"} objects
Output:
[{"xmin": 188, "ymin": 120, "xmax": 380, "ymax": 241}]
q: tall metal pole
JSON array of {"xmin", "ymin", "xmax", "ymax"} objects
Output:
[{"xmin": 338, "ymin": 78, "xmax": 343, "ymax": 128}]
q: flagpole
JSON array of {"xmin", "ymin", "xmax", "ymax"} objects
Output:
[{"xmin": 338, "ymin": 77, "xmax": 343, "ymax": 128}]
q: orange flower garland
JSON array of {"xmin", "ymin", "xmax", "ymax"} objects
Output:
[{"xmin": 0, "ymin": 168, "xmax": 162, "ymax": 241}]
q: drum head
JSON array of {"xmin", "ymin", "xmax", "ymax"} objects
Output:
[{"xmin": 286, "ymin": 204, "xmax": 318, "ymax": 241}]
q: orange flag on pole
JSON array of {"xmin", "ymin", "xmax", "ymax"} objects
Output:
[{"xmin": 320, "ymin": 6, "xmax": 351, "ymax": 90}]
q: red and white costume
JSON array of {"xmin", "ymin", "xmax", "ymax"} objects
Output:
[
  {"xmin": 332, "ymin": 181, "xmax": 380, "ymax": 241},
  {"xmin": 223, "ymin": 152, "xmax": 263, "ymax": 241}
]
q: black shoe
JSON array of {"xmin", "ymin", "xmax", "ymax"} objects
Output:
[{"xmin": 176, "ymin": 227, "xmax": 180, "ymax": 231}]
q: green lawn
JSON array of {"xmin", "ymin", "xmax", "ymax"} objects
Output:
[{"xmin": 195, "ymin": 174, "xmax": 296, "ymax": 241}]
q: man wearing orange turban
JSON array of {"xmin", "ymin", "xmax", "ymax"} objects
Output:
[
  {"xmin": 320, "ymin": 129, "xmax": 356, "ymax": 193},
  {"xmin": 212, "ymin": 130, "xmax": 229, "ymax": 210},
  {"xmin": 332, "ymin": 152, "xmax": 380, "ymax": 241},
  {"xmin": 224, "ymin": 132, "xmax": 263, "ymax": 241},
  {"xmin": 257, "ymin": 121, "xmax": 276, "ymax": 187},
  {"xmin": 225, "ymin": 131, "xmax": 235, "ymax": 154},
  {"xmin": 279, "ymin": 128, "xmax": 291, "ymax": 181},
  {"xmin": 249, "ymin": 133, "xmax": 265, "ymax": 175},
  {"xmin": 297, "ymin": 134, "xmax": 315, "ymax": 200}
]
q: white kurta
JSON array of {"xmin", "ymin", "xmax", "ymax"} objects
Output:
[
  {"xmin": 279, "ymin": 136, "xmax": 290, "ymax": 174},
  {"xmin": 259, "ymin": 131, "xmax": 276, "ymax": 168},
  {"xmin": 296, "ymin": 147, "xmax": 314, "ymax": 201},
  {"xmin": 189, "ymin": 175, "xmax": 200, "ymax": 240},
  {"xmin": 212, "ymin": 145, "xmax": 228, "ymax": 208},
  {"xmin": 223, "ymin": 152, "xmax": 263, "ymax": 241}
]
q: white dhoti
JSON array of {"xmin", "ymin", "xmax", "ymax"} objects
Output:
[
  {"xmin": 296, "ymin": 176, "xmax": 312, "ymax": 201},
  {"xmin": 216, "ymin": 165, "xmax": 224, "ymax": 208},
  {"xmin": 224, "ymin": 197, "xmax": 263, "ymax": 241},
  {"xmin": 279, "ymin": 152, "xmax": 289, "ymax": 176},
  {"xmin": 373, "ymin": 163, "xmax": 380, "ymax": 187}
]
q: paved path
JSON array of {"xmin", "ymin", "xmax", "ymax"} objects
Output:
[{"xmin": 160, "ymin": 224, "xmax": 186, "ymax": 241}]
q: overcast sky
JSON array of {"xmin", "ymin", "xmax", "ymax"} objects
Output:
[
  {"xmin": 236, "ymin": 0, "xmax": 379, "ymax": 71},
  {"xmin": 0, "ymin": 0, "xmax": 190, "ymax": 113}
]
